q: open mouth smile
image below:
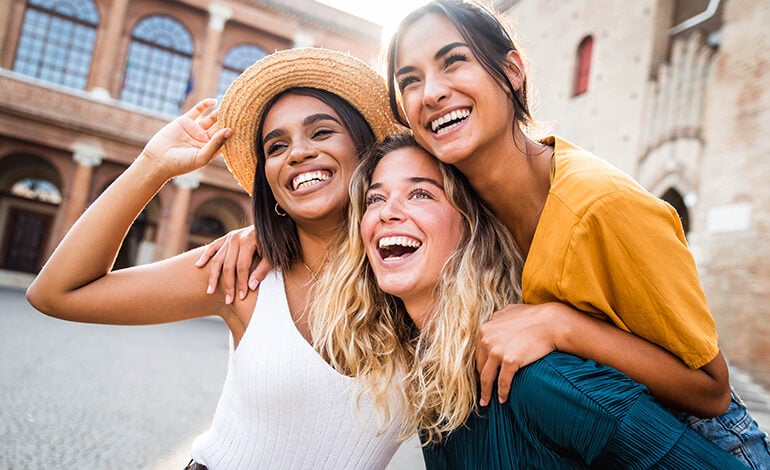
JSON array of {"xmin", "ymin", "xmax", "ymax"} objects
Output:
[
  {"xmin": 430, "ymin": 108, "xmax": 470, "ymax": 135},
  {"xmin": 378, "ymin": 235, "xmax": 422, "ymax": 260},
  {"xmin": 292, "ymin": 170, "xmax": 331, "ymax": 190}
]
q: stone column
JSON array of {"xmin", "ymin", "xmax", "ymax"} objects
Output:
[
  {"xmin": 61, "ymin": 143, "xmax": 104, "ymax": 233},
  {"xmin": 157, "ymin": 171, "xmax": 201, "ymax": 260},
  {"xmin": 189, "ymin": 3, "xmax": 232, "ymax": 105},
  {"xmin": 88, "ymin": 0, "xmax": 130, "ymax": 98},
  {"xmin": 293, "ymin": 31, "xmax": 315, "ymax": 48}
]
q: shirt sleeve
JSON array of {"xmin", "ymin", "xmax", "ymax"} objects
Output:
[{"xmin": 559, "ymin": 186, "xmax": 719, "ymax": 369}]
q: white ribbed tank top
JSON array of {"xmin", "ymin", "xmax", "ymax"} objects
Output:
[{"xmin": 190, "ymin": 270, "xmax": 402, "ymax": 469}]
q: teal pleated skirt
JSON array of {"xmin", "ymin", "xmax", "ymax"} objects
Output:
[{"xmin": 422, "ymin": 352, "xmax": 747, "ymax": 469}]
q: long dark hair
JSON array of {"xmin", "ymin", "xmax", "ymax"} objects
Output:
[
  {"xmin": 252, "ymin": 87, "xmax": 376, "ymax": 271},
  {"xmin": 386, "ymin": 0, "xmax": 533, "ymax": 132}
]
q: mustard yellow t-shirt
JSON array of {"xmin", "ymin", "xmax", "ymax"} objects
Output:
[{"xmin": 523, "ymin": 136, "xmax": 718, "ymax": 369}]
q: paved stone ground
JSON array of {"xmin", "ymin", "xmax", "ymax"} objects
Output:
[
  {"xmin": 0, "ymin": 286, "xmax": 425, "ymax": 470},
  {"xmin": 0, "ymin": 286, "xmax": 230, "ymax": 469},
  {"xmin": 2, "ymin": 286, "xmax": 766, "ymax": 468}
]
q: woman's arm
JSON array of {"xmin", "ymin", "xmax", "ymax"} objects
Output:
[
  {"xmin": 476, "ymin": 302, "xmax": 730, "ymax": 417},
  {"xmin": 26, "ymin": 100, "xmax": 233, "ymax": 325}
]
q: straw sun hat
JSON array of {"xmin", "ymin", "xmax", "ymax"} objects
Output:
[{"xmin": 218, "ymin": 47, "xmax": 402, "ymax": 195}]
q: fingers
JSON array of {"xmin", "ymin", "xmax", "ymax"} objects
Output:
[
  {"xmin": 199, "ymin": 109, "xmax": 219, "ymax": 133},
  {"xmin": 196, "ymin": 236, "xmax": 227, "ymax": 268},
  {"xmin": 185, "ymin": 99, "xmax": 218, "ymax": 121},
  {"xmin": 477, "ymin": 355, "xmax": 500, "ymax": 407},
  {"xmin": 252, "ymin": 258, "xmax": 271, "ymax": 289},
  {"xmin": 496, "ymin": 360, "xmax": 519, "ymax": 404},
  {"xmin": 220, "ymin": 243, "xmax": 238, "ymax": 305},
  {"xmin": 234, "ymin": 230, "xmax": 259, "ymax": 299},
  {"xmin": 236, "ymin": 251, "xmax": 253, "ymax": 301},
  {"xmin": 199, "ymin": 127, "xmax": 231, "ymax": 164}
]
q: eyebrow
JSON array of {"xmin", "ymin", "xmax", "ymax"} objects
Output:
[
  {"xmin": 262, "ymin": 113, "xmax": 342, "ymax": 144},
  {"xmin": 395, "ymin": 42, "xmax": 468, "ymax": 77},
  {"xmin": 367, "ymin": 176, "xmax": 445, "ymax": 192}
]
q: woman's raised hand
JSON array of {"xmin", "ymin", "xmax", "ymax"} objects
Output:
[{"xmin": 141, "ymin": 99, "xmax": 232, "ymax": 180}]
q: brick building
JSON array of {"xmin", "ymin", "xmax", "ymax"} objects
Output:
[
  {"xmin": 501, "ymin": 0, "xmax": 770, "ymax": 387},
  {"xmin": 2, "ymin": 0, "xmax": 767, "ymax": 392},
  {"xmin": 0, "ymin": 0, "xmax": 380, "ymax": 282}
]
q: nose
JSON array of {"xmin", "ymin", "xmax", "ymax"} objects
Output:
[
  {"xmin": 288, "ymin": 138, "xmax": 317, "ymax": 165},
  {"xmin": 379, "ymin": 197, "xmax": 406, "ymax": 223},
  {"xmin": 422, "ymin": 72, "xmax": 450, "ymax": 108}
]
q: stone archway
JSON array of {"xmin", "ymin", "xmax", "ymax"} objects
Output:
[{"xmin": 0, "ymin": 154, "xmax": 62, "ymax": 273}]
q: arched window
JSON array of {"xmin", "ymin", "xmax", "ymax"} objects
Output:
[
  {"xmin": 11, "ymin": 177, "xmax": 62, "ymax": 204},
  {"xmin": 216, "ymin": 45, "xmax": 267, "ymax": 100},
  {"xmin": 190, "ymin": 216, "xmax": 226, "ymax": 237},
  {"xmin": 573, "ymin": 35, "xmax": 593, "ymax": 96},
  {"xmin": 661, "ymin": 188, "xmax": 690, "ymax": 235},
  {"xmin": 121, "ymin": 15, "xmax": 193, "ymax": 115},
  {"xmin": 13, "ymin": 0, "xmax": 99, "ymax": 89}
]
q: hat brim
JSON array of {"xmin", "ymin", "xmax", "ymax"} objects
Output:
[{"xmin": 218, "ymin": 47, "xmax": 402, "ymax": 195}]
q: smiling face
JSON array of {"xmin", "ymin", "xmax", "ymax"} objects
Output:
[
  {"xmin": 260, "ymin": 93, "xmax": 359, "ymax": 228},
  {"xmin": 361, "ymin": 145, "xmax": 465, "ymax": 328},
  {"xmin": 392, "ymin": 12, "xmax": 521, "ymax": 173}
]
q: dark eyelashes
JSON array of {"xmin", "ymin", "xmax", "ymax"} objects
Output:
[
  {"xmin": 444, "ymin": 52, "xmax": 468, "ymax": 66},
  {"xmin": 397, "ymin": 52, "xmax": 469, "ymax": 91},
  {"xmin": 398, "ymin": 76, "xmax": 417, "ymax": 91}
]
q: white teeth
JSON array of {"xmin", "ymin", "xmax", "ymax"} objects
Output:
[
  {"xmin": 292, "ymin": 171, "xmax": 330, "ymax": 190},
  {"xmin": 430, "ymin": 109, "xmax": 470, "ymax": 132},
  {"xmin": 378, "ymin": 236, "xmax": 422, "ymax": 249}
]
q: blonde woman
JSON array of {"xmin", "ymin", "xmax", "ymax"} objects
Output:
[
  {"xmin": 385, "ymin": 0, "xmax": 768, "ymax": 466},
  {"xmin": 311, "ymin": 132, "xmax": 745, "ymax": 468}
]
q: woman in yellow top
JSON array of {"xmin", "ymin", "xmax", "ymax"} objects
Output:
[
  {"xmin": 384, "ymin": 0, "xmax": 769, "ymax": 466},
  {"xmin": 313, "ymin": 132, "xmax": 748, "ymax": 468}
]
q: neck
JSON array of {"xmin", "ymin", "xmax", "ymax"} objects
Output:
[
  {"xmin": 402, "ymin": 296, "xmax": 433, "ymax": 332},
  {"xmin": 456, "ymin": 129, "xmax": 552, "ymax": 257},
  {"xmin": 295, "ymin": 220, "xmax": 340, "ymax": 275}
]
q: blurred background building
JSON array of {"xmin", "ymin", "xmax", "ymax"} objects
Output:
[
  {"xmin": 0, "ymin": 0, "xmax": 767, "ymax": 393},
  {"xmin": 0, "ymin": 0, "xmax": 380, "ymax": 284},
  {"xmin": 501, "ymin": 0, "xmax": 769, "ymax": 389}
]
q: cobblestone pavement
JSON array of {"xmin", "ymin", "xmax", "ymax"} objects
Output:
[{"xmin": 2, "ymin": 286, "xmax": 766, "ymax": 469}]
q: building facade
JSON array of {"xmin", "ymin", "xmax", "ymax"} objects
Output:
[
  {"xmin": 2, "ymin": 0, "xmax": 767, "ymax": 390},
  {"xmin": 0, "ymin": 0, "xmax": 380, "ymax": 283},
  {"xmin": 501, "ymin": 0, "xmax": 770, "ymax": 387}
]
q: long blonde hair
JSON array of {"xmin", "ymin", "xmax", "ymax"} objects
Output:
[{"xmin": 311, "ymin": 133, "xmax": 523, "ymax": 443}]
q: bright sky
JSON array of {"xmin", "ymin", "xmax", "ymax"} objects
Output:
[{"xmin": 317, "ymin": 0, "xmax": 430, "ymax": 40}]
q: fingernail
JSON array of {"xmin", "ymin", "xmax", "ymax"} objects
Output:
[
  {"xmin": 249, "ymin": 279, "xmax": 259, "ymax": 290},
  {"xmin": 206, "ymin": 284, "xmax": 214, "ymax": 294},
  {"xmin": 499, "ymin": 396, "xmax": 505, "ymax": 403},
  {"xmin": 195, "ymin": 259, "xmax": 203, "ymax": 267},
  {"xmin": 239, "ymin": 290, "xmax": 245, "ymax": 300},
  {"xmin": 479, "ymin": 399, "xmax": 488, "ymax": 407},
  {"xmin": 225, "ymin": 294, "xmax": 232, "ymax": 304}
]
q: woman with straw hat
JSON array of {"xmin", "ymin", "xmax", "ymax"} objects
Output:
[{"xmin": 26, "ymin": 48, "xmax": 405, "ymax": 470}]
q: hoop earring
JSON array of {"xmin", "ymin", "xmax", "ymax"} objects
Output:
[{"xmin": 274, "ymin": 203, "xmax": 287, "ymax": 217}]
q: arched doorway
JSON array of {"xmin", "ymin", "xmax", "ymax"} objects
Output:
[
  {"xmin": 188, "ymin": 198, "xmax": 248, "ymax": 250},
  {"xmin": 0, "ymin": 154, "xmax": 62, "ymax": 273},
  {"xmin": 660, "ymin": 187, "xmax": 690, "ymax": 235}
]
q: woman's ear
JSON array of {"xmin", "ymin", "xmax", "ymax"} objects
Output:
[{"xmin": 504, "ymin": 49, "xmax": 525, "ymax": 91}]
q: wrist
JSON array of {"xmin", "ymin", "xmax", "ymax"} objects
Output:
[
  {"xmin": 545, "ymin": 302, "xmax": 576, "ymax": 352},
  {"xmin": 133, "ymin": 151, "xmax": 176, "ymax": 186}
]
